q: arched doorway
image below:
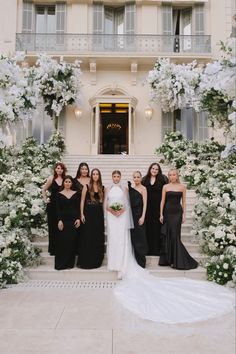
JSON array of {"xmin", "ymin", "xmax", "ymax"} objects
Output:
[{"xmin": 89, "ymin": 86, "xmax": 137, "ymax": 155}]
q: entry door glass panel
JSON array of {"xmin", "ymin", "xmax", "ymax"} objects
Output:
[{"xmin": 100, "ymin": 103, "xmax": 128, "ymax": 154}]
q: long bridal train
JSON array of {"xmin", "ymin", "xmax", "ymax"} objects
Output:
[
  {"xmin": 105, "ymin": 183, "xmax": 234, "ymax": 324},
  {"xmin": 114, "ymin": 244, "xmax": 235, "ymax": 324}
]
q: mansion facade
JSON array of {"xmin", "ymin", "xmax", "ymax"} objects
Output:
[{"xmin": 0, "ymin": 0, "xmax": 234, "ymax": 154}]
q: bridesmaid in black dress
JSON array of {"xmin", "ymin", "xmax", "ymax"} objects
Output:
[
  {"xmin": 73, "ymin": 162, "xmax": 90, "ymax": 257},
  {"xmin": 79, "ymin": 168, "xmax": 105, "ymax": 269},
  {"xmin": 128, "ymin": 171, "xmax": 148, "ymax": 268},
  {"xmin": 73, "ymin": 162, "xmax": 90, "ymax": 194},
  {"xmin": 142, "ymin": 163, "xmax": 168, "ymax": 256},
  {"xmin": 42, "ymin": 162, "xmax": 67, "ymax": 255},
  {"xmin": 159, "ymin": 169, "xmax": 198, "ymax": 270},
  {"xmin": 55, "ymin": 175, "xmax": 80, "ymax": 270}
]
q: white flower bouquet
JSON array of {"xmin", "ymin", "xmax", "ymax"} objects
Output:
[{"xmin": 110, "ymin": 202, "xmax": 123, "ymax": 211}]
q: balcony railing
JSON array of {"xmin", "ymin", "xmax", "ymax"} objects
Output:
[{"xmin": 16, "ymin": 33, "xmax": 211, "ymax": 55}]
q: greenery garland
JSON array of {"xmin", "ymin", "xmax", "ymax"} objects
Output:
[{"xmin": 0, "ymin": 131, "xmax": 65, "ymax": 287}]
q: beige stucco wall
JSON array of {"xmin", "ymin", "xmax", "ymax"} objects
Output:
[
  {"xmin": 0, "ymin": 0, "xmax": 234, "ymax": 54},
  {"xmin": 0, "ymin": 0, "xmax": 18, "ymax": 54},
  {"xmin": 64, "ymin": 69, "xmax": 162, "ymax": 155},
  {"xmin": 0, "ymin": 0, "xmax": 234, "ymax": 153}
]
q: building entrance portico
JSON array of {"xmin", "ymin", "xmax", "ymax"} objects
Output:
[{"xmin": 89, "ymin": 88, "xmax": 137, "ymax": 155}]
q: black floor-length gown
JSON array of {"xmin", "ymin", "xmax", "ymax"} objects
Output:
[
  {"xmin": 47, "ymin": 180, "xmax": 61, "ymax": 255},
  {"xmin": 55, "ymin": 192, "xmax": 80, "ymax": 270},
  {"xmin": 143, "ymin": 179, "xmax": 166, "ymax": 255},
  {"xmin": 128, "ymin": 182, "xmax": 148, "ymax": 268},
  {"xmin": 78, "ymin": 187, "xmax": 105, "ymax": 269},
  {"xmin": 73, "ymin": 178, "xmax": 83, "ymax": 255},
  {"xmin": 159, "ymin": 191, "xmax": 198, "ymax": 270}
]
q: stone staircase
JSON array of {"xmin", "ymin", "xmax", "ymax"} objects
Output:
[{"xmin": 27, "ymin": 154, "xmax": 206, "ymax": 281}]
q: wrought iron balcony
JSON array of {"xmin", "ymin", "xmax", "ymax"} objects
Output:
[{"xmin": 16, "ymin": 33, "xmax": 211, "ymax": 55}]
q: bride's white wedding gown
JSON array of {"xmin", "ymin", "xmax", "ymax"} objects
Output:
[{"xmin": 106, "ymin": 185, "xmax": 235, "ymax": 324}]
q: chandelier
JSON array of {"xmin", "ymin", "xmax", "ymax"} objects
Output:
[{"xmin": 106, "ymin": 123, "xmax": 122, "ymax": 130}]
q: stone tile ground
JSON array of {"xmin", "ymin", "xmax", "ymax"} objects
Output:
[{"xmin": 0, "ymin": 281, "xmax": 235, "ymax": 354}]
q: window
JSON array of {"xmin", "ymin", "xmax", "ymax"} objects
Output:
[
  {"xmin": 93, "ymin": 2, "xmax": 135, "ymax": 50},
  {"xmin": 22, "ymin": 1, "xmax": 66, "ymax": 51},
  {"xmin": 35, "ymin": 5, "xmax": 56, "ymax": 34},
  {"xmin": 162, "ymin": 3, "xmax": 204, "ymax": 52},
  {"xmin": 162, "ymin": 109, "xmax": 208, "ymax": 141},
  {"xmin": 30, "ymin": 104, "xmax": 54, "ymax": 144}
]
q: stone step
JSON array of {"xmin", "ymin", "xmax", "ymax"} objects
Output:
[
  {"xmin": 40, "ymin": 252, "xmax": 205, "ymax": 267},
  {"xmin": 32, "ymin": 226, "xmax": 196, "ymax": 243},
  {"xmin": 62, "ymin": 154, "xmax": 198, "ymax": 193},
  {"xmin": 33, "ymin": 238, "xmax": 199, "ymax": 253},
  {"xmin": 26, "ymin": 264, "xmax": 206, "ymax": 281},
  {"xmin": 33, "ymin": 231, "xmax": 198, "ymax": 244}
]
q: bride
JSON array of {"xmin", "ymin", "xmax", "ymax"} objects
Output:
[
  {"xmin": 105, "ymin": 170, "xmax": 132, "ymax": 276},
  {"xmin": 105, "ymin": 170, "xmax": 235, "ymax": 324}
]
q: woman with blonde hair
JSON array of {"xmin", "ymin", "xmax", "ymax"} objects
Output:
[
  {"xmin": 78, "ymin": 168, "xmax": 105, "ymax": 269},
  {"xmin": 159, "ymin": 169, "xmax": 198, "ymax": 269}
]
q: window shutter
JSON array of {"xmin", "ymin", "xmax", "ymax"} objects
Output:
[
  {"xmin": 56, "ymin": 3, "xmax": 66, "ymax": 46},
  {"xmin": 162, "ymin": 112, "xmax": 173, "ymax": 140},
  {"xmin": 125, "ymin": 2, "xmax": 136, "ymax": 35},
  {"xmin": 181, "ymin": 108, "xmax": 194, "ymax": 139},
  {"xmin": 194, "ymin": 4, "xmax": 204, "ymax": 52},
  {"xmin": 162, "ymin": 3, "xmax": 172, "ymax": 35},
  {"xmin": 195, "ymin": 111, "xmax": 208, "ymax": 141},
  {"xmin": 93, "ymin": 3, "xmax": 104, "ymax": 49},
  {"xmin": 195, "ymin": 4, "xmax": 204, "ymax": 35},
  {"xmin": 93, "ymin": 2, "xmax": 104, "ymax": 34},
  {"xmin": 162, "ymin": 3, "xmax": 172, "ymax": 51},
  {"xmin": 56, "ymin": 3, "xmax": 66, "ymax": 34},
  {"xmin": 22, "ymin": 1, "xmax": 33, "ymax": 33}
]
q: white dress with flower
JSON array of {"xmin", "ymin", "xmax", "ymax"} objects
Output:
[
  {"xmin": 105, "ymin": 185, "xmax": 235, "ymax": 324},
  {"xmin": 106, "ymin": 185, "xmax": 132, "ymax": 273}
]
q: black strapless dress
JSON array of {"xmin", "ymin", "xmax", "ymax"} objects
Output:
[
  {"xmin": 159, "ymin": 191, "xmax": 198, "ymax": 270},
  {"xmin": 128, "ymin": 182, "xmax": 148, "ymax": 268}
]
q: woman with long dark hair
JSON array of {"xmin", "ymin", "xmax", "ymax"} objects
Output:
[
  {"xmin": 42, "ymin": 162, "xmax": 67, "ymax": 255},
  {"xmin": 55, "ymin": 175, "xmax": 80, "ymax": 270},
  {"xmin": 73, "ymin": 162, "xmax": 90, "ymax": 256},
  {"xmin": 78, "ymin": 168, "xmax": 105, "ymax": 269},
  {"xmin": 142, "ymin": 163, "xmax": 168, "ymax": 256},
  {"xmin": 73, "ymin": 162, "xmax": 90, "ymax": 194}
]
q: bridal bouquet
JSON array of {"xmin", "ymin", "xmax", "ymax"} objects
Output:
[{"xmin": 110, "ymin": 202, "xmax": 123, "ymax": 211}]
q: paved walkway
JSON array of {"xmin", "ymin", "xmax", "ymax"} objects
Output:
[{"xmin": 0, "ymin": 280, "xmax": 235, "ymax": 354}]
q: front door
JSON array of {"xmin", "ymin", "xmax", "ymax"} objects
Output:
[{"xmin": 99, "ymin": 103, "xmax": 128, "ymax": 154}]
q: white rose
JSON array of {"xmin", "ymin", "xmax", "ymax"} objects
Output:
[{"xmin": 223, "ymin": 263, "xmax": 229, "ymax": 270}]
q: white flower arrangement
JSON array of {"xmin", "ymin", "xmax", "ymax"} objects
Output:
[
  {"xmin": 158, "ymin": 131, "xmax": 236, "ymax": 286},
  {"xmin": 0, "ymin": 54, "xmax": 38, "ymax": 124},
  {"xmin": 147, "ymin": 58, "xmax": 201, "ymax": 113},
  {"xmin": 199, "ymin": 39, "xmax": 236, "ymax": 133},
  {"xmin": 35, "ymin": 54, "xmax": 81, "ymax": 120},
  {"xmin": 0, "ymin": 54, "xmax": 82, "ymax": 128},
  {"xmin": 0, "ymin": 131, "xmax": 65, "ymax": 288}
]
